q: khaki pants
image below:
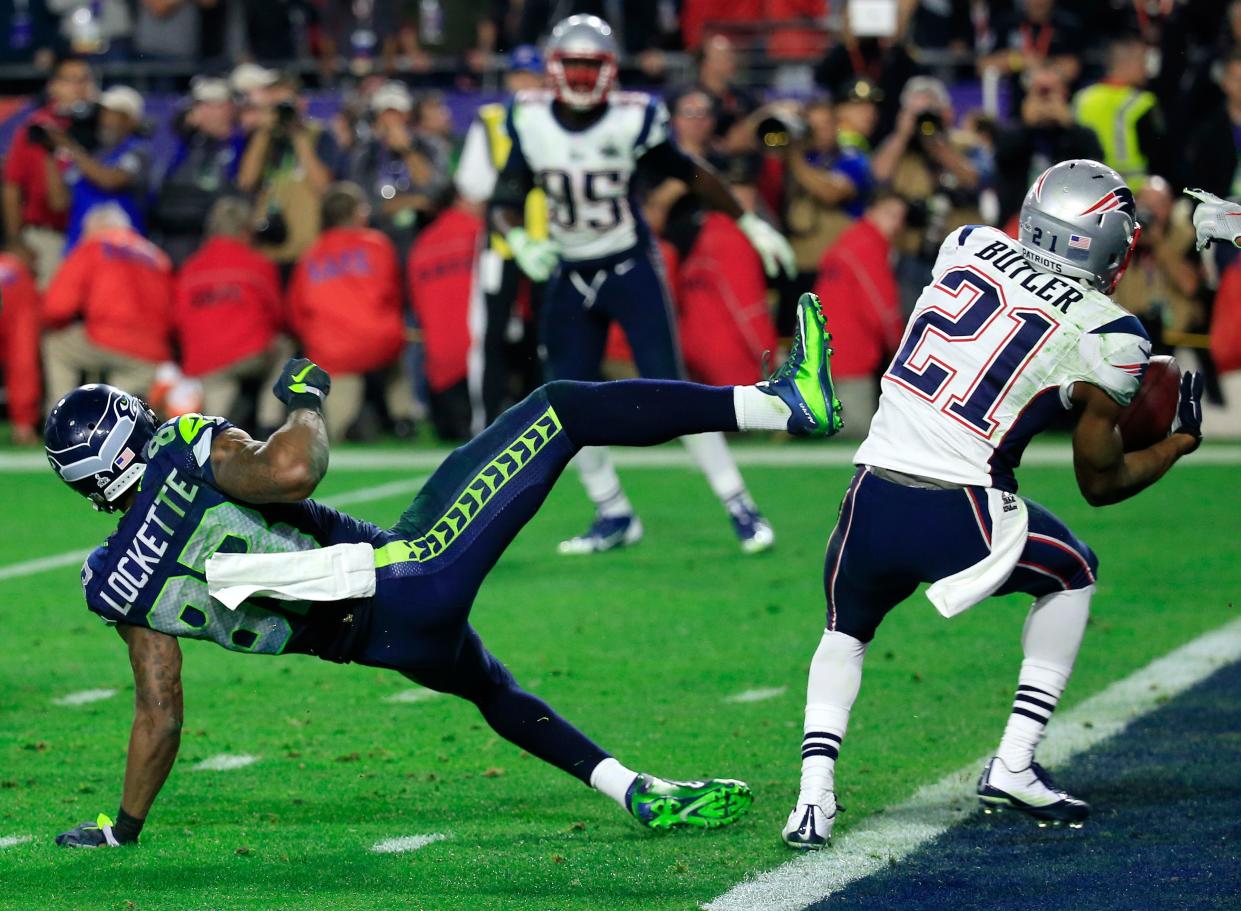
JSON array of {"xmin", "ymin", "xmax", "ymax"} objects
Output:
[
  {"xmin": 326, "ymin": 361, "xmax": 418, "ymax": 441},
  {"xmin": 199, "ymin": 338, "xmax": 294, "ymax": 428},
  {"xmin": 43, "ymin": 324, "xmax": 159, "ymax": 411},
  {"xmin": 22, "ymin": 226, "xmax": 66, "ymax": 290}
]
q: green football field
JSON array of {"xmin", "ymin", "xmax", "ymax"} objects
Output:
[{"xmin": 1, "ymin": 440, "xmax": 1238, "ymax": 911}]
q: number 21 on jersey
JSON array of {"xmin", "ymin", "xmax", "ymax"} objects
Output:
[{"xmin": 886, "ymin": 266, "xmax": 1059, "ymax": 437}]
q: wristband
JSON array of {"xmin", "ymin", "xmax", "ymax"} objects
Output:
[
  {"xmin": 287, "ymin": 391, "xmax": 325, "ymax": 414},
  {"xmin": 113, "ymin": 807, "xmax": 144, "ymax": 844}
]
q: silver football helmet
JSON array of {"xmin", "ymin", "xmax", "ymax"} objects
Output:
[
  {"xmin": 1018, "ymin": 159, "xmax": 1140, "ymax": 295},
  {"xmin": 546, "ymin": 14, "xmax": 618, "ymax": 110}
]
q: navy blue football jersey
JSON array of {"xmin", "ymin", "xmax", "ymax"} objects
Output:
[{"xmin": 80, "ymin": 414, "xmax": 383, "ymax": 661}]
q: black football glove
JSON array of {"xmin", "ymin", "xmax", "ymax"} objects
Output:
[
  {"xmin": 56, "ymin": 813, "xmax": 127, "ymax": 848},
  {"xmin": 272, "ymin": 357, "xmax": 331, "ymax": 412},
  {"xmin": 1171, "ymin": 370, "xmax": 1204, "ymax": 444}
]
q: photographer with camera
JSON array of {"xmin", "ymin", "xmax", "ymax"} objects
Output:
[
  {"xmin": 763, "ymin": 98, "xmax": 872, "ymax": 332},
  {"xmin": 153, "ymin": 77, "xmax": 246, "ymax": 265},
  {"xmin": 871, "ymin": 76, "xmax": 981, "ymax": 310},
  {"xmin": 339, "ymin": 81, "xmax": 448, "ymax": 255},
  {"xmin": 994, "ymin": 65, "xmax": 1103, "ymax": 226},
  {"xmin": 237, "ymin": 71, "xmax": 340, "ymax": 269},
  {"xmin": 42, "ymin": 85, "xmax": 151, "ymax": 254},
  {"xmin": 2, "ymin": 55, "xmax": 95, "ymax": 287}
]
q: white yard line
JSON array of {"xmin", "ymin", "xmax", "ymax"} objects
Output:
[
  {"xmin": 725, "ymin": 686, "xmax": 788, "ymax": 704},
  {"xmin": 4, "ymin": 444, "xmax": 1241, "ymax": 473},
  {"xmin": 52, "ymin": 688, "xmax": 117, "ymax": 707},
  {"xmin": 704, "ymin": 613, "xmax": 1241, "ymax": 911},
  {"xmin": 191, "ymin": 753, "xmax": 259, "ymax": 772},
  {"xmin": 0, "ymin": 835, "xmax": 33, "ymax": 849},
  {"xmin": 0, "ymin": 476, "xmax": 428, "ymax": 585},
  {"xmin": 383, "ymin": 688, "xmax": 444, "ymax": 704},
  {"xmin": 370, "ymin": 833, "xmax": 449, "ymax": 854}
]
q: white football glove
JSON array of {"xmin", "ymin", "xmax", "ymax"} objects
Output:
[
  {"xmin": 506, "ymin": 227, "xmax": 560, "ymax": 283},
  {"xmin": 738, "ymin": 212, "xmax": 796, "ymax": 279},
  {"xmin": 1184, "ymin": 188, "xmax": 1241, "ymax": 251}
]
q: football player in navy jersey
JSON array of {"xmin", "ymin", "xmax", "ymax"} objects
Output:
[
  {"xmin": 492, "ymin": 15, "xmax": 798, "ymax": 556},
  {"xmin": 47, "ymin": 294, "xmax": 843, "ymax": 847}
]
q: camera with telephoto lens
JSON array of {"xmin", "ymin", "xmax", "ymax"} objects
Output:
[
  {"xmin": 27, "ymin": 101, "xmax": 100, "ymax": 152},
  {"xmin": 275, "ymin": 100, "xmax": 299, "ymax": 130},
  {"xmin": 915, "ymin": 109, "xmax": 944, "ymax": 137},
  {"xmin": 755, "ymin": 110, "xmax": 806, "ymax": 151}
]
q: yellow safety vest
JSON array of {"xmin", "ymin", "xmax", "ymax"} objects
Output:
[
  {"xmin": 478, "ymin": 102, "xmax": 548, "ymax": 257},
  {"xmin": 1072, "ymin": 83, "xmax": 1157, "ymax": 191}
]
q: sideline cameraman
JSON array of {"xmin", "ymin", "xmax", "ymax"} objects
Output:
[
  {"xmin": 2, "ymin": 55, "xmax": 96, "ymax": 287},
  {"xmin": 43, "ymin": 85, "xmax": 151, "ymax": 253},
  {"xmin": 237, "ymin": 72, "xmax": 339, "ymax": 268},
  {"xmin": 152, "ymin": 77, "xmax": 245, "ymax": 265}
]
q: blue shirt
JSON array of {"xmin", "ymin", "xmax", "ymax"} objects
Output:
[
  {"xmin": 804, "ymin": 146, "xmax": 873, "ymax": 218},
  {"xmin": 65, "ymin": 135, "xmax": 151, "ymax": 252}
]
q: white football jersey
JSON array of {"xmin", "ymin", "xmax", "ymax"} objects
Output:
[
  {"xmin": 855, "ymin": 225, "xmax": 1152, "ymax": 491},
  {"xmin": 506, "ymin": 89, "xmax": 668, "ymax": 261}
]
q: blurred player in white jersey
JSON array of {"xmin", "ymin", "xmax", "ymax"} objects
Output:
[
  {"xmin": 490, "ymin": 15, "xmax": 797, "ymax": 555},
  {"xmin": 782, "ymin": 159, "xmax": 1208, "ymax": 848}
]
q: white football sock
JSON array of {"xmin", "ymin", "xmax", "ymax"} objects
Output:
[
  {"xmin": 589, "ymin": 757, "xmax": 639, "ymax": 809},
  {"xmin": 682, "ymin": 432, "xmax": 746, "ymax": 503},
  {"xmin": 733, "ymin": 385, "xmax": 791, "ymax": 431},
  {"xmin": 798, "ymin": 629, "xmax": 868, "ymax": 806},
  {"xmin": 996, "ymin": 586, "xmax": 1092, "ymax": 771},
  {"xmin": 573, "ymin": 447, "xmax": 633, "ymax": 518}
]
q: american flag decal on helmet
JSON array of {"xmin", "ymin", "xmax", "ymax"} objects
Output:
[{"xmin": 1067, "ymin": 234, "xmax": 1092, "ymax": 260}]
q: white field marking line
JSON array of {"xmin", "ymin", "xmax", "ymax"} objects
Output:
[
  {"xmin": 5, "ymin": 445, "xmax": 1241, "ymax": 473},
  {"xmin": 725, "ymin": 686, "xmax": 788, "ymax": 704},
  {"xmin": 0, "ymin": 835, "xmax": 33, "ymax": 849},
  {"xmin": 191, "ymin": 753, "xmax": 259, "ymax": 772},
  {"xmin": 52, "ymin": 688, "xmax": 117, "ymax": 707},
  {"xmin": 371, "ymin": 833, "xmax": 449, "ymax": 854},
  {"xmin": 0, "ymin": 476, "xmax": 427, "ymax": 585},
  {"xmin": 704, "ymin": 612, "xmax": 1241, "ymax": 911},
  {"xmin": 383, "ymin": 688, "xmax": 444, "ymax": 704}
]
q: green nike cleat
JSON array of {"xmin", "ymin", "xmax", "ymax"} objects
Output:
[
  {"xmin": 760, "ymin": 292, "xmax": 844, "ymax": 437},
  {"xmin": 626, "ymin": 774, "xmax": 753, "ymax": 830}
]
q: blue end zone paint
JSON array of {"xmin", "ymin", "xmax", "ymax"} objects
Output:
[{"xmin": 810, "ymin": 659, "xmax": 1241, "ymax": 910}]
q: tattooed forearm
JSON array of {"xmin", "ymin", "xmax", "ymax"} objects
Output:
[{"xmin": 118, "ymin": 626, "xmax": 184, "ymax": 819}]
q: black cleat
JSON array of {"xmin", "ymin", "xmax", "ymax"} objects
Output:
[{"xmin": 977, "ymin": 757, "xmax": 1090, "ymax": 828}]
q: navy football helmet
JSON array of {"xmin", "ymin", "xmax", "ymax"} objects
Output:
[{"xmin": 45, "ymin": 384, "xmax": 158, "ymax": 512}]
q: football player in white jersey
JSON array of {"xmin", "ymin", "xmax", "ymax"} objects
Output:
[
  {"xmin": 490, "ymin": 14, "xmax": 799, "ymax": 556},
  {"xmin": 781, "ymin": 159, "xmax": 1207, "ymax": 849}
]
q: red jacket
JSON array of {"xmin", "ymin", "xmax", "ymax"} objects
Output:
[
  {"xmin": 409, "ymin": 207, "xmax": 482, "ymax": 393},
  {"xmin": 1213, "ymin": 259, "xmax": 1241, "ymax": 375},
  {"xmin": 0, "ymin": 253, "xmax": 42, "ymax": 429},
  {"xmin": 44, "ymin": 227, "xmax": 173, "ymax": 362},
  {"xmin": 679, "ymin": 214, "xmax": 776, "ymax": 386},
  {"xmin": 2, "ymin": 106, "xmax": 70, "ymax": 231},
  {"xmin": 174, "ymin": 237, "xmax": 282, "ymax": 377},
  {"xmin": 812, "ymin": 218, "xmax": 902, "ymax": 379},
  {"xmin": 287, "ymin": 227, "xmax": 404, "ymax": 375}
]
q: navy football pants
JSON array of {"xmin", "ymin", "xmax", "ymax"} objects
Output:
[
  {"xmin": 824, "ymin": 467, "xmax": 1099, "ymax": 643},
  {"xmin": 352, "ymin": 380, "xmax": 737, "ymax": 782},
  {"xmin": 542, "ymin": 246, "xmax": 684, "ymax": 381}
]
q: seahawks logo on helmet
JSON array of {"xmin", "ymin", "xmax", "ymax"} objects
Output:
[{"xmin": 44, "ymin": 384, "xmax": 158, "ymax": 512}]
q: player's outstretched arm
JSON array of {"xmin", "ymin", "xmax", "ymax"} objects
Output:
[
  {"xmin": 56, "ymin": 626, "xmax": 183, "ymax": 847},
  {"xmin": 211, "ymin": 358, "xmax": 331, "ymax": 503},
  {"xmin": 1070, "ymin": 380, "xmax": 1201, "ymax": 506}
]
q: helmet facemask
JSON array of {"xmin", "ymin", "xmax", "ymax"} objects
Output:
[{"xmin": 548, "ymin": 52, "xmax": 616, "ymax": 110}]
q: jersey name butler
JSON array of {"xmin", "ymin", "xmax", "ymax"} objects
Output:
[
  {"xmin": 855, "ymin": 225, "xmax": 1151, "ymax": 491},
  {"xmin": 504, "ymin": 89, "xmax": 667, "ymax": 261}
]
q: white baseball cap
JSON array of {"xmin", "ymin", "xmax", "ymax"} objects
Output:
[
  {"xmin": 230, "ymin": 62, "xmax": 277, "ymax": 94},
  {"xmin": 370, "ymin": 81, "xmax": 413, "ymax": 114},
  {"xmin": 190, "ymin": 77, "xmax": 231, "ymax": 104},
  {"xmin": 99, "ymin": 85, "xmax": 144, "ymax": 121}
]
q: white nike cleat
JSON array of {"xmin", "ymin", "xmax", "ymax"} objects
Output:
[
  {"xmin": 556, "ymin": 513, "xmax": 644, "ymax": 555},
  {"xmin": 781, "ymin": 794, "xmax": 836, "ymax": 850},
  {"xmin": 977, "ymin": 757, "xmax": 1089, "ymax": 828}
]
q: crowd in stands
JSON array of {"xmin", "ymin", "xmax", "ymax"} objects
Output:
[{"xmin": 4, "ymin": 0, "xmax": 1241, "ymax": 446}]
